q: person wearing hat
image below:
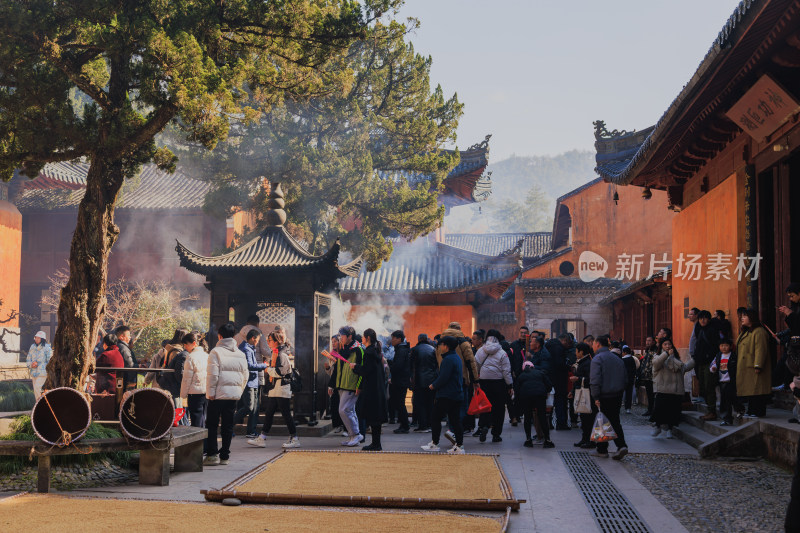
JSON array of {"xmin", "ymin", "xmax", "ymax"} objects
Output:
[
  {"xmin": 514, "ymin": 360, "xmax": 555, "ymax": 449},
  {"xmin": 27, "ymin": 331, "xmax": 52, "ymax": 399}
]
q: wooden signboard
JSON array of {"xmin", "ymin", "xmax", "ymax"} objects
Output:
[{"xmin": 726, "ymin": 74, "xmax": 800, "ymax": 142}]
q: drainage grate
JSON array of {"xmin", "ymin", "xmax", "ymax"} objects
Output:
[{"xmin": 560, "ymin": 451, "xmax": 651, "ymax": 533}]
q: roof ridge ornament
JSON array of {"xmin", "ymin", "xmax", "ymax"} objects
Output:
[
  {"xmin": 593, "ymin": 120, "xmax": 634, "ymax": 140},
  {"xmin": 265, "ymin": 182, "xmax": 287, "ymax": 227},
  {"xmin": 467, "ymin": 134, "xmax": 492, "ymax": 151}
]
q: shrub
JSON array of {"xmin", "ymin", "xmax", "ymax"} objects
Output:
[{"xmin": 0, "ymin": 380, "xmax": 35, "ymax": 412}]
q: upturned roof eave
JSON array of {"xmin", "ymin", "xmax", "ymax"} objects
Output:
[
  {"xmin": 175, "ymin": 226, "xmax": 345, "ymax": 275},
  {"xmin": 598, "ymin": 0, "xmax": 763, "ymax": 186}
]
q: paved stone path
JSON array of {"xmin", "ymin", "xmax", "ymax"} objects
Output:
[{"xmin": 0, "ymin": 409, "xmax": 791, "ymax": 532}]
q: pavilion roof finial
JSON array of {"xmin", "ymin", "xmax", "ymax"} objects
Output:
[{"xmin": 265, "ymin": 182, "xmax": 287, "ymax": 227}]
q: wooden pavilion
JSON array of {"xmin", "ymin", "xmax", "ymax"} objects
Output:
[{"xmin": 176, "ymin": 183, "xmax": 361, "ymax": 421}]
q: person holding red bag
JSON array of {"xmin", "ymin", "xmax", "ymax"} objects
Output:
[
  {"xmin": 422, "ymin": 336, "xmax": 465, "ymax": 454},
  {"xmin": 474, "ymin": 329, "xmax": 513, "ymax": 443}
]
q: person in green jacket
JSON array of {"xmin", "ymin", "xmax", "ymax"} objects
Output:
[{"xmin": 329, "ymin": 326, "xmax": 365, "ymax": 447}]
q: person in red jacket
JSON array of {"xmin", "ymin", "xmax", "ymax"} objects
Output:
[{"xmin": 96, "ymin": 333, "xmax": 124, "ymax": 394}]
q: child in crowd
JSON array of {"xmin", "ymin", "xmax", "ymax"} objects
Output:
[
  {"xmin": 515, "ymin": 361, "xmax": 555, "ymax": 448},
  {"xmin": 710, "ymin": 338, "xmax": 739, "ymax": 425}
]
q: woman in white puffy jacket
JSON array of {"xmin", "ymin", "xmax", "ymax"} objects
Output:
[
  {"xmin": 180, "ymin": 332, "xmax": 209, "ymax": 428},
  {"xmin": 474, "ymin": 329, "xmax": 513, "ymax": 443}
]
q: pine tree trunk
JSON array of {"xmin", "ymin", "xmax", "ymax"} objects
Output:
[{"xmin": 45, "ymin": 158, "xmax": 125, "ymax": 389}]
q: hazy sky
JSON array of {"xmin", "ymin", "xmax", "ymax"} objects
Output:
[{"xmin": 397, "ymin": 0, "xmax": 742, "ymax": 160}]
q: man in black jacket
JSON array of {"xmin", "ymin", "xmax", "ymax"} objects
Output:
[
  {"xmin": 509, "ymin": 326, "xmax": 528, "ymax": 379},
  {"xmin": 115, "ymin": 325, "xmax": 138, "ymax": 390},
  {"xmin": 546, "ymin": 333, "xmax": 574, "ymax": 430},
  {"xmin": 389, "ymin": 330, "xmax": 412, "ymax": 433},
  {"xmin": 508, "ymin": 327, "xmax": 529, "ymax": 426},
  {"xmin": 694, "ymin": 310, "xmax": 721, "ymax": 420},
  {"xmin": 410, "ymin": 334, "xmax": 437, "ymax": 432}
]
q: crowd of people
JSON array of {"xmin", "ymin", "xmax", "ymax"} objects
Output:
[
  {"xmin": 22, "ymin": 284, "xmax": 800, "ymax": 470},
  {"xmin": 321, "ymin": 322, "xmax": 629, "ymax": 458},
  {"xmin": 92, "ymin": 317, "xmax": 300, "ymax": 466}
]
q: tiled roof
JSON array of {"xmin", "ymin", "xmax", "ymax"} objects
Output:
[
  {"xmin": 445, "ymin": 232, "xmax": 551, "ymax": 258},
  {"xmin": 598, "ymin": 267, "xmax": 672, "ymax": 305},
  {"xmin": 177, "ymin": 226, "xmax": 362, "ymax": 277},
  {"xmin": 439, "ymin": 136, "xmax": 492, "ymax": 207},
  {"xmin": 592, "ymin": 0, "xmax": 786, "ymax": 185},
  {"xmin": 339, "ymin": 241, "xmax": 520, "ymax": 296},
  {"xmin": 446, "ymin": 135, "xmax": 491, "ymax": 178},
  {"xmin": 520, "ymin": 247, "xmax": 572, "ymax": 273},
  {"xmin": 555, "ymin": 177, "xmax": 604, "ymax": 204},
  {"xmin": 519, "ymin": 277, "xmax": 628, "ymax": 293},
  {"xmin": 15, "ymin": 162, "xmax": 210, "ymax": 211}
]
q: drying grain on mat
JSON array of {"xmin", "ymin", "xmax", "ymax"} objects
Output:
[
  {"xmin": 0, "ymin": 495, "xmax": 506, "ymax": 533},
  {"xmin": 236, "ymin": 451, "xmax": 507, "ymax": 500}
]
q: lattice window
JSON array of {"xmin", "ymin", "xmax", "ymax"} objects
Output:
[{"xmin": 256, "ymin": 304, "xmax": 295, "ymax": 326}]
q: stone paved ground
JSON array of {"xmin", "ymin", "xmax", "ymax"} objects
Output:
[
  {"xmin": 1, "ymin": 406, "xmax": 794, "ymax": 532},
  {"xmin": 623, "ymin": 454, "xmax": 791, "ymax": 533}
]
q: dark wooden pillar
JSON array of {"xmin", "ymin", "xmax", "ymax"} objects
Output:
[{"xmin": 293, "ymin": 292, "xmax": 315, "ymax": 418}]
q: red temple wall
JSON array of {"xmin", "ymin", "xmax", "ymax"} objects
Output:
[
  {"xmin": 346, "ymin": 303, "xmax": 475, "ymax": 343},
  {"xmin": 671, "ymin": 173, "xmax": 747, "ymax": 356},
  {"xmin": 522, "ymin": 181, "xmax": 675, "ymax": 281},
  {"xmin": 19, "ymin": 210, "xmax": 226, "ymax": 323},
  {"xmin": 0, "ymin": 200, "xmax": 21, "ymax": 328}
]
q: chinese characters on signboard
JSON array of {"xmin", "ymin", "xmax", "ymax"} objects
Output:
[
  {"xmin": 610, "ymin": 253, "xmax": 762, "ymax": 282},
  {"xmin": 725, "ymin": 74, "xmax": 800, "ymax": 142},
  {"xmin": 577, "ymin": 250, "xmax": 763, "ymax": 283}
]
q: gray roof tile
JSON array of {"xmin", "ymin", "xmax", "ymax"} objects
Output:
[
  {"xmin": 15, "ymin": 162, "xmax": 210, "ymax": 211},
  {"xmin": 445, "ymin": 232, "xmax": 551, "ymax": 258},
  {"xmin": 519, "ymin": 277, "xmax": 628, "ymax": 292},
  {"xmin": 339, "ymin": 242, "xmax": 520, "ymax": 295}
]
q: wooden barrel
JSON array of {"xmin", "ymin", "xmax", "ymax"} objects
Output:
[
  {"xmin": 118, "ymin": 388, "xmax": 175, "ymax": 441},
  {"xmin": 31, "ymin": 387, "xmax": 92, "ymax": 446}
]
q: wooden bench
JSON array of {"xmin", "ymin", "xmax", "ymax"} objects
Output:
[{"xmin": 0, "ymin": 425, "xmax": 207, "ymax": 493}]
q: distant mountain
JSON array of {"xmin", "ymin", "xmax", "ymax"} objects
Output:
[
  {"xmin": 444, "ymin": 150, "xmax": 597, "ymax": 234},
  {"xmin": 487, "ymin": 150, "xmax": 596, "ymax": 201}
]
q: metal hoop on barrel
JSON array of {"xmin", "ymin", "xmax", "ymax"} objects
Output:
[
  {"xmin": 31, "ymin": 387, "xmax": 92, "ymax": 446},
  {"xmin": 118, "ymin": 388, "xmax": 175, "ymax": 442}
]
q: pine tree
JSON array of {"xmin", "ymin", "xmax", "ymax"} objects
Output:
[
  {"xmin": 168, "ymin": 19, "xmax": 462, "ymax": 270},
  {"xmin": 0, "ymin": 0, "xmax": 381, "ymax": 388}
]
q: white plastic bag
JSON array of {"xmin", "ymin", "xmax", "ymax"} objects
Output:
[{"xmin": 590, "ymin": 411, "xmax": 618, "ymax": 442}]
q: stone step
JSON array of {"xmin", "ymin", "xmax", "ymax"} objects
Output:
[
  {"xmin": 681, "ymin": 411, "xmax": 737, "ymax": 436},
  {"xmin": 671, "ymin": 423, "xmax": 713, "ymax": 449}
]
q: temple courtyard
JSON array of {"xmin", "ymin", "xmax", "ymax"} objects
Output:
[{"xmin": 1, "ymin": 406, "xmax": 791, "ymax": 533}]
